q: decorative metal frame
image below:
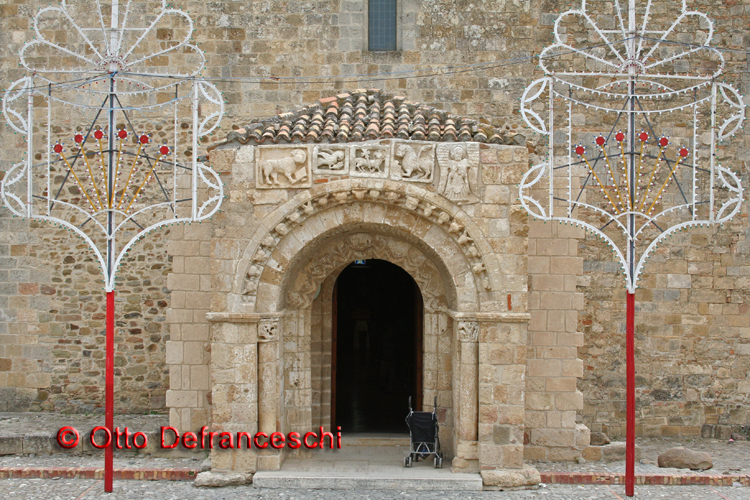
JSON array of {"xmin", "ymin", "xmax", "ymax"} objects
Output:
[
  {"xmin": 519, "ymin": 1, "xmax": 744, "ymax": 495},
  {"xmin": 1, "ymin": 0, "xmax": 224, "ymax": 292},
  {"xmin": 520, "ymin": 0, "xmax": 744, "ymax": 293},
  {"xmin": 0, "ymin": 1, "xmax": 223, "ymax": 492}
]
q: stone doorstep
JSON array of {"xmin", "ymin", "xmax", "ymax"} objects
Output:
[
  {"xmin": 251, "ymin": 473, "xmax": 484, "ymax": 491},
  {"xmin": 0, "ymin": 467, "xmax": 747, "ymax": 488}
]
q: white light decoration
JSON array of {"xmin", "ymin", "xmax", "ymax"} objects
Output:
[
  {"xmin": 0, "ymin": 0, "xmax": 223, "ymax": 492},
  {"xmin": 519, "ymin": 1, "xmax": 744, "ymax": 496},
  {"xmin": 1, "ymin": 0, "xmax": 224, "ymax": 292},
  {"xmin": 520, "ymin": 0, "xmax": 744, "ymax": 293}
]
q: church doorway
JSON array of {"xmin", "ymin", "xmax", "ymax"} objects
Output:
[{"xmin": 332, "ymin": 259, "xmax": 423, "ymax": 434}]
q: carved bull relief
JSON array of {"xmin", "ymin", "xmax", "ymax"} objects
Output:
[
  {"xmin": 313, "ymin": 145, "xmax": 348, "ymax": 174},
  {"xmin": 350, "ymin": 145, "xmax": 389, "ymax": 178},
  {"xmin": 256, "ymin": 146, "xmax": 312, "ymax": 189},
  {"xmin": 391, "ymin": 142, "xmax": 435, "ymax": 183}
]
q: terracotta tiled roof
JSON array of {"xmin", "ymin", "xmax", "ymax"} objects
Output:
[{"xmin": 221, "ymin": 89, "xmax": 524, "ymax": 147}]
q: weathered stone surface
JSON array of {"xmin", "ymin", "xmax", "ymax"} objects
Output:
[
  {"xmin": 481, "ymin": 466, "xmax": 540, "ymax": 488},
  {"xmin": 657, "ymin": 447, "xmax": 713, "ymax": 471},
  {"xmin": 0, "ymin": 433, "xmax": 23, "ymax": 455},
  {"xmin": 600, "ymin": 442, "xmax": 642, "ymax": 462},
  {"xmin": 194, "ymin": 471, "xmax": 251, "ymax": 488},
  {"xmin": 590, "ymin": 432, "xmax": 611, "ymax": 446}
]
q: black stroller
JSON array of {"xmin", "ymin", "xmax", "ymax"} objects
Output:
[{"xmin": 404, "ymin": 396, "xmax": 443, "ymax": 468}]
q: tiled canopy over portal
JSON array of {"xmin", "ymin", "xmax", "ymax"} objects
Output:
[
  {"xmin": 163, "ymin": 89, "xmax": 586, "ymax": 487},
  {"xmin": 224, "ymin": 89, "xmax": 525, "ymax": 145}
]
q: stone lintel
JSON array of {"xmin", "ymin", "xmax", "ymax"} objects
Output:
[
  {"xmin": 206, "ymin": 312, "xmax": 284, "ymax": 323},
  {"xmin": 447, "ymin": 311, "xmax": 530, "ymax": 323}
]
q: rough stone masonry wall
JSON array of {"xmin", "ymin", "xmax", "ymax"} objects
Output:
[
  {"xmin": 0, "ymin": 0, "xmax": 549, "ymax": 414},
  {"xmin": 0, "ymin": 0, "xmax": 748, "ymax": 438}
]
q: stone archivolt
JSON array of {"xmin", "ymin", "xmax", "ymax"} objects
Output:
[
  {"xmin": 286, "ymin": 232, "xmax": 447, "ymax": 311},
  {"xmin": 239, "ymin": 179, "xmax": 493, "ymax": 310}
]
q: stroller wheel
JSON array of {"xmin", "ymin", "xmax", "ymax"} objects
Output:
[
  {"xmin": 434, "ymin": 456, "xmax": 443, "ymax": 469},
  {"xmin": 404, "ymin": 456, "xmax": 413, "ymax": 468}
]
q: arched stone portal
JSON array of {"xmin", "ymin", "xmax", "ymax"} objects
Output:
[{"xmin": 168, "ymin": 90, "xmax": 579, "ymax": 487}]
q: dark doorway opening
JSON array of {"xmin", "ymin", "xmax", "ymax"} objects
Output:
[{"xmin": 332, "ymin": 259, "xmax": 423, "ymax": 434}]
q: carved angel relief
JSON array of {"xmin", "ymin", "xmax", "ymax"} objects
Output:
[
  {"xmin": 436, "ymin": 143, "xmax": 480, "ymax": 204},
  {"xmin": 256, "ymin": 146, "xmax": 311, "ymax": 188},
  {"xmin": 391, "ymin": 143, "xmax": 435, "ymax": 182}
]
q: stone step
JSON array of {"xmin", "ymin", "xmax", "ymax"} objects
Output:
[{"xmin": 252, "ymin": 472, "xmax": 483, "ymax": 491}]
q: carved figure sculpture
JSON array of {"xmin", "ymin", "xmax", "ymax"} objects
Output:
[
  {"xmin": 317, "ymin": 149, "xmax": 345, "ymax": 170},
  {"xmin": 261, "ymin": 149, "xmax": 308, "ymax": 185},
  {"xmin": 394, "ymin": 143, "xmax": 433, "ymax": 181},
  {"xmin": 437, "ymin": 143, "xmax": 478, "ymax": 204}
]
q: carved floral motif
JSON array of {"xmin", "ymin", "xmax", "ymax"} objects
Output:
[{"xmin": 457, "ymin": 321, "xmax": 479, "ymax": 342}]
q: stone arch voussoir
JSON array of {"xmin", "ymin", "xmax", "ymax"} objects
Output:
[{"xmin": 232, "ymin": 179, "xmax": 499, "ymax": 314}]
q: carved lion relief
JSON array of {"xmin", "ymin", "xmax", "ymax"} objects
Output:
[
  {"xmin": 256, "ymin": 146, "xmax": 312, "ymax": 189},
  {"xmin": 391, "ymin": 142, "xmax": 435, "ymax": 183}
]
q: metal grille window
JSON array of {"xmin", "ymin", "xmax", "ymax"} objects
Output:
[{"xmin": 368, "ymin": 0, "xmax": 397, "ymax": 51}]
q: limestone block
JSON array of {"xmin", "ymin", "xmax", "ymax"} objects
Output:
[
  {"xmin": 481, "ymin": 465, "xmax": 540, "ymax": 488},
  {"xmin": 194, "ymin": 471, "xmax": 251, "ymax": 487},
  {"xmin": 0, "ymin": 433, "xmax": 23, "ymax": 455},
  {"xmin": 22, "ymin": 433, "xmax": 56, "ymax": 455},
  {"xmin": 600, "ymin": 442, "xmax": 642, "ymax": 462},
  {"xmin": 658, "ymin": 447, "xmax": 713, "ymax": 470}
]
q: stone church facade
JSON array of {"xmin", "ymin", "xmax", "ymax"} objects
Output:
[{"xmin": 0, "ymin": 0, "xmax": 748, "ymax": 486}]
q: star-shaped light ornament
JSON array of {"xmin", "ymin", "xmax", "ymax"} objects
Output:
[
  {"xmin": 0, "ymin": 1, "xmax": 224, "ymax": 493},
  {"xmin": 520, "ymin": 0, "xmax": 744, "ymax": 293},
  {"xmin": 519, "ymin": 1, "xmax": 744, "ymax": 496},
  {"xmin": 1, "ymin": 0, "xmax": 224, "ymax": 292}
]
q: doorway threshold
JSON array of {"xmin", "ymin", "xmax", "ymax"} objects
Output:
[{"xmin": 252, "ymin": 444, "xmax": 482, "ymax": 491}]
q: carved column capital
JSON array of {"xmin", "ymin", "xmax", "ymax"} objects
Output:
[
  {"xmin": 457, "ymin": 320, "xmax": 479, "ymax": 343},
  {"xmin": 258, "ymin": 319, "xmax": 279, "ymax": 343}
]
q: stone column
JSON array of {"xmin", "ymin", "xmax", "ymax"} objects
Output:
[
  {"xmin": 257, "ymin": 318, "xmax": 282, "ymax": 470},
  {"xmin": 454, "ymin": 319, "xmax": 479, "ymax": 472},
  {"xmin": 205, "ymin": 314, "xmax": 260, "ymax": 474}
]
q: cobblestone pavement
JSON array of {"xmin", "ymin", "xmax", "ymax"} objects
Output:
[{"xmin": 0, "ymin": 480, "xmax": 748, "ymax": 500}]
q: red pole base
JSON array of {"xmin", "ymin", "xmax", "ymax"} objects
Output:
[
  {"xmin": 105, "ymin": 291, "xmax": 114, "ymax": 493},
  {"xmin": 626, "ymin": 292, "xmax": 635, "ymax": 496}
]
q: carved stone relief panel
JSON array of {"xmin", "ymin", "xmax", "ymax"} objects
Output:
[
  {"xmin": 256, "ymin": 146, "xmax": 312, "ymax": 189},
  {"xmin": 391, "ymin": 142, "xmax": 435, "ymax": 183},
  {"xmin": 436, "ymin": 143, "xmax": 480, "ymax": 204},
  {"xmin": 350, "ymin": 145, "xmax": 389, "ymax": 178},
  {"xmin": 312, "ymin": 145, "xmax": 348, "ymax": 175}
]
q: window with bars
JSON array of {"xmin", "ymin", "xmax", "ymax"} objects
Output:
[{"xmin": 368, "ymin": 0, "xmax": 397, "ymax": 51}]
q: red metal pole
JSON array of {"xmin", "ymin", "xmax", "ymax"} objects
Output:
[
  {"xmin": 626, "ymin": 292, "xmax": 635, "ymax": 496},
  {"xmin": 105, "ymin": 290, "xmax": 114, "ymax": 492}
]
